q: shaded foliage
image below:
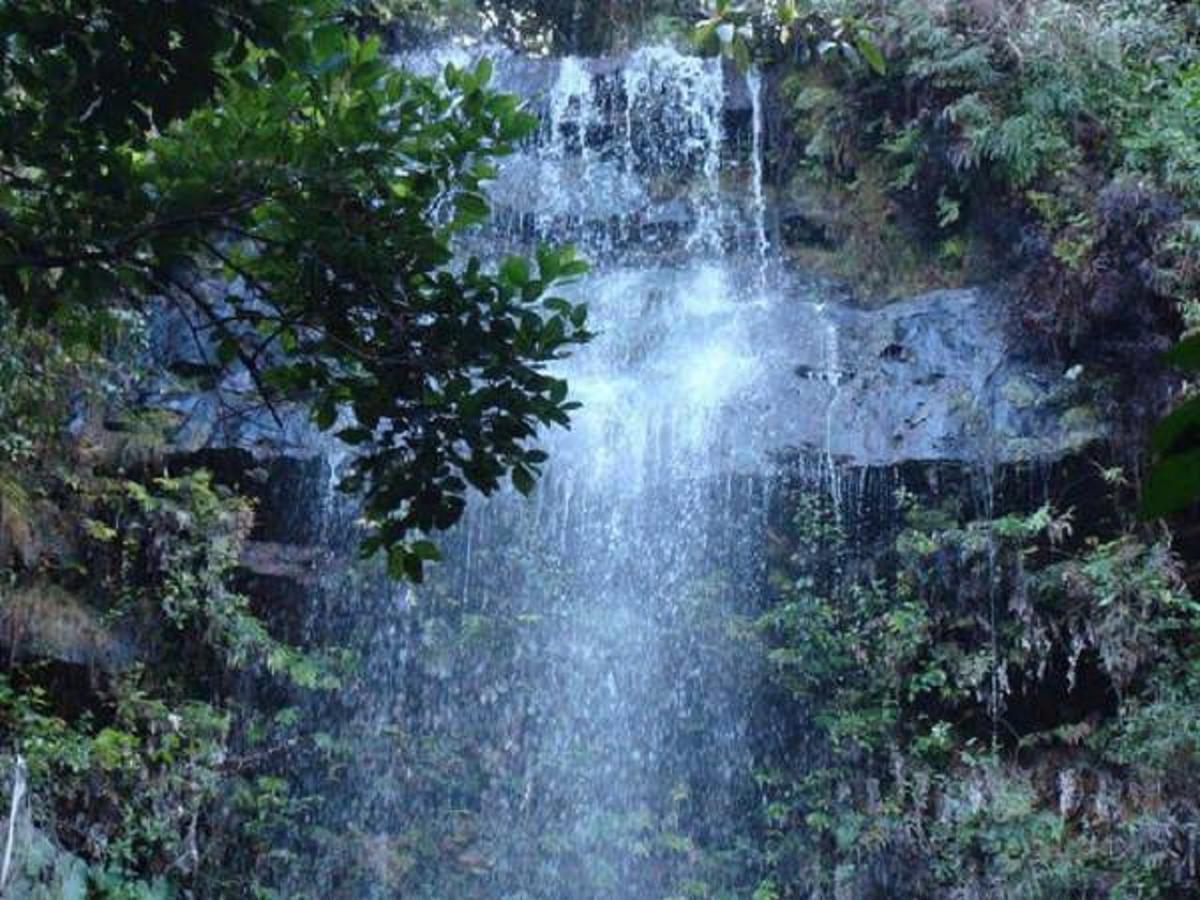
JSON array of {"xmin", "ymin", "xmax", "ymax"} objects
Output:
[
  {"xmin": 745, "ymin": 480, "xmax": 1200, "ymax": 897},
  {"xmin": 1, "ymin": 0, "xmax": 590, "ymax": 578}
]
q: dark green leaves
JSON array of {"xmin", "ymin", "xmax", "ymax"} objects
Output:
[
  {"xmin": 1143, "ymin": 447, "xmax": 1200, "ymax": 518},
  {"xmin": 312, "ymin": 24, "xmax": 343, "ymax": 59},
  {"xmin": 454, "ymin": 192, "xmax": 490, "ymax": 227},
  {"xmin": 1145, "ymin": 336, "xmax": 1200, "ymax": 517},
  {"xmin": 0, "ymin": 2, "xmax": 592, "ymax": 583},
  {"xmin": 854, "ymin": 34, "xmax": 887, "ymax": 76},
  {"xmin": 511, "ymin": 465, "xmax": 536, "ymax": 496},
  {"xmin": 387, "ymin": 538, "xmax": 444, "ymax": 582},
  {"xmin": 1165, "ymin": 333, "xmax": 1200, "ymax": 370}
]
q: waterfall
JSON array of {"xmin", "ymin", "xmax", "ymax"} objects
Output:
[
  {"xmin": 748, "ymin": 67, "xmax": 770, "ymax": 283},
  {"xmin": 821, "ymin": 316, "xmax": 845, "ymax": 518},
  {"xmin": 288, "ymin": 45, "xmax": 852, "ymax": 900},
  {"xmin": 539, "ymin": 57, "xmax": 598, "ymax": 240}
]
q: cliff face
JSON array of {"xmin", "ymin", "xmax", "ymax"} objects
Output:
[
  {"xmin": 3, "ymin": 39, "xmax": 1185, "ymax": 900},
  {"xmin": 155, "ymin": 49, "xmax": 1170, "ymax": 900}
]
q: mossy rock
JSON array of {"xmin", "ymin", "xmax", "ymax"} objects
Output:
[
  {"xmin": 0, "ymin": 583, "xmax": 132, "ymax": 671},
  {"xmin": 1000, "ymin": 375, "xmax": 1046, "ymax": 410}
]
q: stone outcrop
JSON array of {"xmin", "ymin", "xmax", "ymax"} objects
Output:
[
  {"xmin": 759, "ymin": 285, "xmax": 1102, "ymax": 466},
  {"xmin": 0, "ymin": 583, "xmax": 133, "ymax": 673}
]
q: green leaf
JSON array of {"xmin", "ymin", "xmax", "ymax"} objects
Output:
[
  {"xmin": 263, "ymin": 55, "xmax": 287, "ymax": 82},
  {"xmin": 454, "ymin": 191, "xmax": 489, "ymax": 224},
  {"xmin": 512, "ymin": 466, "xmax": 536, "ymax": 496},
  {"xmin": 855, "ymin": 34, "xmax": 887, "ymax": 75},
  {"xmin": 500, "ymin": 255, "xmax": 531, "ymax": 288},
  {"xmin": 1142, "ymin": 449, "xmax": 1200, "ymax": 517},
  {"xmin": 312, "ymin": 24, "xmax": 343, "ymax": 60},
  {"xmin": 216, "ymin": 338, "xmax": 238, "ymax": 366},
  {"xmin": 475, "ymin": 57, "xmax": 494, "ymax": 87},
  {"xmin": 1151, "ymin": 394, "xmax": 1200, "ymax": 454},
  {"xmin": 559, "ymin": 256, "xmax": 589, "ymax": 279},
  {"xmin": 386, "ymin": 546, "xmax": 409, "ymax": 580},
  {"xmin": 1165, "ymin": 334, "xmax": 1200, "ymax": 370},
  {"xmin": 411, "ymin": 539, "xmax": 442, "ymax": 562},
  {"xmin": 314, "ymin": 400, "xmax": 337, "ymax": 431},
  {"xmin": 537, "ymin": 245, "xmax": 560, "ymax": 281},
  {"xmin": 351, "ymin": 59, "xmax": 389, "ymax": 90},
  {"xmin": 403, "ymin": 552, "xmax": 425, "ymax": 582},
  {"xmin": 335, "ymin": 427, "xmax": 373, "ymax": 445}
]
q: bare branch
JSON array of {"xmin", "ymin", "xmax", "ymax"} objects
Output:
[{"xmin": 146, "ymin": 268, "xmax": 286, "ymax": 430}]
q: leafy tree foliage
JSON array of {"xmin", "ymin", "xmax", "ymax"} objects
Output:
[
  {"xmin": 693, "ymin": 0, "xmax": 886, "ymax": 74},
  {"xmin": 1145, "ymin": 334, "xmax": 1200, "ymax": 515},
  {"xmin": 746, "ymin": 484, "xmax": 1200, "ymax": 897},
  {"xmin": 470, "ymin": 0, "xmax": 692, "ymax": 54},
  {"xmin": 0, "ymin": 0, "xmax": 590, "ymax": 579}
]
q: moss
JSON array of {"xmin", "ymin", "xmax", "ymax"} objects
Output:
[
  {"xmin": 782, "ymin": 162, "xmax": 968, "ymax": 304},
  {"xmin": 1061, "ymin": 405, "xmax": 1103, "ymax": 447},
  {"xmin": 1000, "ymin": 375, "xmax": 1047, "ymax": 410}
]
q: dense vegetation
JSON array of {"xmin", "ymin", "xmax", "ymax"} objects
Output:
[
  {"xmin": 2, "ymin": 0, "xmax": 1200, "ymax": 897},
  {"xmin": 743, "ymin": 479, "xmax": 1200, "ymax": 897},
  {"xmin": 0, "ymin": 0, "xmax": 586, "ymax": 895}
]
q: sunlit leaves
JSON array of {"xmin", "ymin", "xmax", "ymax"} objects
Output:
[
  {"xmin": 692, "ymin": 0, "xmax": 885, "ymax": 75},
  {"xmin": 853, "ymin": 32, "xmax": 886, "ymax": 76}
]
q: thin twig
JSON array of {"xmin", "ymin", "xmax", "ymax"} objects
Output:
[{"xmin": 147, "ymin": 269, "xmax": 286, "ymax": 429}]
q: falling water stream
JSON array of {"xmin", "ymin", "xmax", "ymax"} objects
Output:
[{"xmin": 291, "ymin": 45, "xmax": 857, "ymax": 899}]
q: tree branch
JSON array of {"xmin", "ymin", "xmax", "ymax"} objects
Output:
[
  {"xmin": 146, "ymin": 268, "xmax": 286, "ymax": 429},
  {"xmin": 0, "ymin": 195, "xmax": 264, "ymax": 270}
]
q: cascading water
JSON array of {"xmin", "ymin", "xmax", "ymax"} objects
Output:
[
  {"xmin": 259, "ymin": 37, "xmax": 1093, "ymax": 899},
  {"xmin": 747, "ymin": 68, "xmax": 770, "ymax": 284},
  {"xmin": 819, "ymin": 315, "xmax": 845, "ymax": 517},
  {"xmin": 286, "ymin": 45, "xmax": 854, "ymax": 900}
]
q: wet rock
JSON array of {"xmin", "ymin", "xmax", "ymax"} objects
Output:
[
  {"xmin": 0, "ymin": 582, "xmax": 134, "ymax": 672},
  {"xmin": 0, "ymin": 766, "xmax": 89, "ymax": 900},
  {"xmin": 761, "ymin": 286, "xmax": 1103, "ymax": 466},
  {"xmin": 240, "ymin": 541, "xmax": 326, "ymax": 585},
  {"xmin": 0, "ymin": 495, "xmax": 78, "ymax": 572}
]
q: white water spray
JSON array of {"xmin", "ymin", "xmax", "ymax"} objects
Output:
[
  {"xmin": 748, "ymin": 67, "xmax": 770, "ymax": 283},
  {"xmin": 296, "ymin": 46, "xmax": 856, "ymax": 900}
]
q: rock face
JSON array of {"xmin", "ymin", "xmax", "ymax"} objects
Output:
[
  {"xmin": 0, "ymin": 583, "xmax": 133, "ymax": 672},
  {"xmin": 119, "ymin": 44, "xmax": 1124, "ymax": 900},
  {"xmin": 761, "ymin": 285, "xmax": 1101, "ymax": 467},
  {"xmin": 146, "ymin": 286, "xmax": 1098, "ymax": 482},
  {"xmin": 144, "ymin": 295, "xmax": 329, "ymax": 462},
  {"xmin": 0, "ymin": 775, "xmax": 89, "ymax": 900}
]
